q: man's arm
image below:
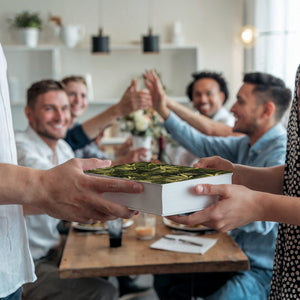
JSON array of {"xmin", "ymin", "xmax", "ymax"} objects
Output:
[
  {"xmin": 0, "ymin": 159, "xmax": 143, "ymax": 222},
  {"xmin": 144, "ymin": 70, "xmax": 238, "ymax": 137},
  {"xmin": 81, "ymin": 79, "xmax": 152, "ymax": 140},
  {"xmin": 167, "ymin": 98, "xmax": 237, "ymax": 136}
]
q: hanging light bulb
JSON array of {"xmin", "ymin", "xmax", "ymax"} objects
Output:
[{"xmin": 92, "ymin": 28, "xmax": 110, "ymax": 54}]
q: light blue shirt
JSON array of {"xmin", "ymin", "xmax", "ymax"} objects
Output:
[{"xmin": 165, "ymin": 111, "xmax": 287, "ymax": 270}]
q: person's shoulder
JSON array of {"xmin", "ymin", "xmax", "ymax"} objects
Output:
[
  {"xmin": 267, "ymin": 124, "xmax": 287, "ymax": 141},
  {"xmin": 15, "ymin": 127, "xmax": 35, "ymax": 144},
  {"xmin": 14, "ymin": 129, "xmax": 28, "ymax": 140},
  {"xmin": 57, "ymin": 138, "xmax": 75, "ymax": 158}
]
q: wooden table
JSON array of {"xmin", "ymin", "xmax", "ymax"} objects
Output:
[{"xmin": 59, "ymin": 218, "xmax": 249, "ymax": 279}]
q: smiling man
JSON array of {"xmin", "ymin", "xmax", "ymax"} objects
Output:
[
  {"xmin": 149, "ymin": 72, "xmax": 292, "ymax": 300},
  {"xmin": 144, "ymin": 70, "xmax": 236, "ymax": 138},
  {"xmin": 187, "ymin": 71, "xmax": 232, "ymax": 121},
  {"xmin": 15, "ymin": 80, "xmax": 118, "ymax": 300},
  {"xmin": 22, "ymin": 80, "xmax": 71, "ymax": 159},
  {"xmin": 144, "ymin": 70, "xmax": 237, "ymax": 166}
]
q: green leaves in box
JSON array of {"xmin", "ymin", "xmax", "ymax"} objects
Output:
[{"xmin": 86, "ymin": 162, "xmax": 230, "ymax": 184}]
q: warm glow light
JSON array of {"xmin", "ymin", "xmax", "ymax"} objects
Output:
[
  {"xmin": 242, "ymin": 29, "xmax": 254, "ymax": 43},
  {"xmin": 238, "ymin": 25, "xmax": 258, "ymax": 47}
]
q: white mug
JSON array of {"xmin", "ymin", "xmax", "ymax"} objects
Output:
[{"xmin": 60, "ymin": 25, "xmax": 85, "ymax": 48}]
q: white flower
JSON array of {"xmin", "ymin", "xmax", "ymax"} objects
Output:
[
  {"xmin": 135, "ymin": 116, "xmax": 149, "ymax": 132},
  {"xmin": 120, "ymin": 108, "xmax": 167, "ymax": 137},
  {"xmin": 132, "ymin": 110, "xmax": 144, "ymax": 119}
]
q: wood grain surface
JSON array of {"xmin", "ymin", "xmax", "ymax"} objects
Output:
[{"xmin": 59, "ymin": 217, "xmax": 249, "ymax": 279}]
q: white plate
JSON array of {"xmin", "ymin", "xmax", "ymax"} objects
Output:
[
  {"xmin": 72, "ymin": 219, "xmax": 134, "ymax": 231},
  {"xmin": 163, "ymin": 217, "xmax": 213, "ymax": 232},
  {"xmin": 123, "ymin": 219, "xmax": 134, "ymax": 228}
]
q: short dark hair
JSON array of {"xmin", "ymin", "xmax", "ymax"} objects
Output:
[
  {"xmin": 186, "ymin": 71, "xmax": 229, "ymax": 104},
  {"xmin": 61, "ymin": 75, "xmax": 87, "ymax": 87},
  {"xmin": 243, "ymin": 72, "xmax": 292, "ymax": 121},
  {"xmin": 27, "ymin": 79, "xmax": 66, "ymax": 109}
]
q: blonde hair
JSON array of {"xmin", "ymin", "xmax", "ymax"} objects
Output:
[{"xmin": 61, "ymin": 76, "xmax": 87, "ymax": 87}]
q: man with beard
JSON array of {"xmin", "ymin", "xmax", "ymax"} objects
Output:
[
  {"xmin": 151, "ymin": 70, "xmax": 235, "ymax": 136},
  {"xmin": 146, "ymin": 72, "xmax": 292, "ymax": 299},
  {"xmin": 144, "ymin": 70, "xmax": 236, "ymax": 166},
  {"xmin": 15, "ymin": 80, "xmax": 118, "ymax": 300}
]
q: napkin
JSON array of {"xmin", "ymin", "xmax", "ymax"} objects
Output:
[{"xmin": 150, "ymin": 234, "xmax": 218, "ymax": 254}]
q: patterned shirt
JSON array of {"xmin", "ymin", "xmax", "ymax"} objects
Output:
[{"xmin": 269, "ymin": 65, "xmax": 300, "ymax": 299}]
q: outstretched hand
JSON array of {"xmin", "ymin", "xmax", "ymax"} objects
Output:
[
  {"xmin": 36, "ymin": 158, "xmax": 143, "ymax": 223},
  {"xmin": 167, "ymin": 183, "xmax": 261, "ymax": 232},
  {"xmin": 194, "ymin": 156, "xmax": 242, "ymax": 185},
  {"xmin": 144, "ymin": 70, "xmax": 170, "ymax": 119},
  {"xmin": 194, "ymin": 156, "xmax": 234, "ymax": 172},
  {"xmin": 118, "ymin": 79, "xmax": 152, "ymax": 116}
]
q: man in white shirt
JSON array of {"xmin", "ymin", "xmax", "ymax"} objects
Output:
[
  {"xmin": 0, "ymin": 43, "xmax": 143, "ymax": 300},
  {"xmin": 0, "ymin": 43, "xmax": 35, "ymax": 300},
  {"xmin": 16, "ymin": 79, "xmax": 118, "ymax": 300}
]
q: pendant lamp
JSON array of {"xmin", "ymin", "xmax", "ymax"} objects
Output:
[
  {"xmin": 92, "ymin": 28, "xmax": 110, "ymax": 54},
  {"xmin": 143, "ymin": 27, "xmax": 159, "ymax": 53}
]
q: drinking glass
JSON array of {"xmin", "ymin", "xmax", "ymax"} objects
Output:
[
  {"xmin": 107, "ymin": 218, "xmax": 123, "ymax": 247},
  {"xmin": 135, "ymin": 213, "xmax": 156, "ymax": 240}
]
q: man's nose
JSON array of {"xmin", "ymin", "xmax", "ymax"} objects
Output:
[
  {"xmin": 199, "ymin": 94, "xmax": 208, "ymax": 102},
  {"xmin": 73, "ymin": 94, "xmax": 80, "ymax": 103},
  {"xmin": 54, "ymin": 110, "xmax": 64, "ymax": 120},
  {"xmin": 230, "ymin": 103, "xmax": 237, "ymax": 114}
]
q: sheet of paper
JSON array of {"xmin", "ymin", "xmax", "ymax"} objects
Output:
[{"xmin": 150, "ymin": 234, "xmax": 218, "ymax": 254}]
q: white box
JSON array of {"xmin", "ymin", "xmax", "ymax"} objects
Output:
[{"xmin": 86, "ymin": 162, "xmax": 232, "ymax": 216}]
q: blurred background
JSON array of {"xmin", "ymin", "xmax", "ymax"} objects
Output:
[{"xmin": 0, "ymin": 0, "xmax": 299, "ymax": 130}]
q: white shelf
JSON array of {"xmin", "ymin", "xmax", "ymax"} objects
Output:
[
  {"xmin": 4, "ymin": 43, "xmax": 198, "ymax": 51},
  {"xmin": 11, "ymin": 96, "xmax": 189, "ymax": 107},
  {"xmin": 6, "ymin": 43, "xmax": 198, "ymax": 130},
  {"xmin": 77, "ymin": 43, "xmax": 198, "ymax": 51},
  {"xmin": 3, "ymin": 44, "xmax": 58, "ymax": 51}
]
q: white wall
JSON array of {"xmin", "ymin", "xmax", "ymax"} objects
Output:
[
  {"xmin": 1, "ymin": 0, "xmax": 245, "ymax": 131},
  {"xmin": 0, "ymin": 0, "xmax": 244, "ymax": 104}
]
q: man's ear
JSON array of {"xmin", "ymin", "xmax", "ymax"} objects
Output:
[
  {"xmin": 263, "ymin": 101, "xmax": 276, "ymax": 117},
  {"xmin": 24, "ymin": 106, "xmax": 33, "ymax": 122},
  {"xmin": 219, "ymin": 92, "xmax": 226, "ymax": 105}
]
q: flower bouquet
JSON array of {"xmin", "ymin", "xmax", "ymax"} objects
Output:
[
  {"xmin": 120, "ymin": 108, "xmax": 167, "ymax": 161},
  {"xmin": 121, "ymin": 109, "xmax": 162, "ymax": 137}
]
